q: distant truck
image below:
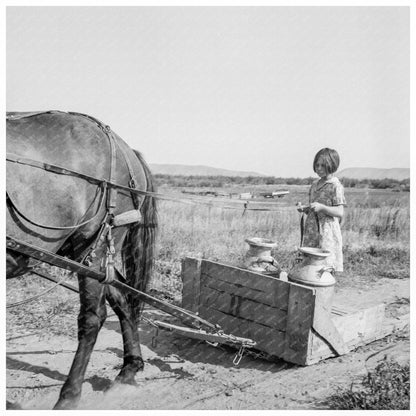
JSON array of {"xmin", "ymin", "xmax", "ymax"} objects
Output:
[
  {"xmin": 240, "ymin": 190, "xmax": 290, "ymax": 199},
  {"xmin": 259, "ymin": 190, "xmax": 290, "ymax": 199}
]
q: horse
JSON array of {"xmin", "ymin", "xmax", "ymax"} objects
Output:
[{"xmin": 6, "ymin": 111, "xmax": 158, "ymax": 409}]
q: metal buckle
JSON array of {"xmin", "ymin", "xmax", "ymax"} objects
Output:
[{"xmin": 129, "ymin": 178, "xmax": 137, "ymax": 189}]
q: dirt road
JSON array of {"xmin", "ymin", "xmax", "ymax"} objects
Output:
[{"xmin": 6, "ymin": 277, "xmax": 409, "ymax": 410}]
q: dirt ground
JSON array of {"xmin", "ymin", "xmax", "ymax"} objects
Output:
[{"xmin": 6, "ymin": 277, "xmax": 409, "ymax": 410}]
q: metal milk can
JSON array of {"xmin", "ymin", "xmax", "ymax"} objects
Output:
[
  {"xmin": 243, "ymin": 237, "xmax": 281, "ymax": 276},
  {"xmin": 289, "ymin": 247, "xmax": 336, "ymax": 311}
]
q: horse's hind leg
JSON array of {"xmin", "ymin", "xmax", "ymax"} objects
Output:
[
  {"xmin": 106, "ymin": 287, "xmax": 144, "ymax": 385},
  {"xmin": 54, "ymin": 276, "xmax": 107, "ymax": 410}
]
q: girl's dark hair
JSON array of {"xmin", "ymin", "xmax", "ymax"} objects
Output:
[{"xmin": 313, "ymin": 148, "xmax": 340, "ymax": 174}]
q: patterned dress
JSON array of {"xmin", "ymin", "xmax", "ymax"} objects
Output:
[{"xmin": 302, "ymin": 177, "xmax": 346, "ymax": 272}]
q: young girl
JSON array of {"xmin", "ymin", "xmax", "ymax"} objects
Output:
[{"xmin": 297, "ymin": 148, "xmax": 346, "ymax": 273}]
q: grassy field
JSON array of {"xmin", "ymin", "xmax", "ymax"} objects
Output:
[
  {"xmin": 7, "ymin": 185, "xmax": 410, "ymax": 326},
  {"xmin": 151, "ymin": 185, "xmax": 410, "ymax": 298}
]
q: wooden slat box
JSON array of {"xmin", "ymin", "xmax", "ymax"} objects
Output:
[{"xmin": 181, "ymin": 257, "xmax": 389, "ymax": 366}]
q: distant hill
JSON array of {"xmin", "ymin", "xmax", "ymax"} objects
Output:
[
  {"xmin": 149, "ymin": 164, "xmax": 410, "ymax": 180},
  {"xmin": 337, "ymin": 168, "xmax": 410, "ymax": 181},
  {"xmin": 150, "ymin": 163, "xmax": 265, "ymax": 177}
]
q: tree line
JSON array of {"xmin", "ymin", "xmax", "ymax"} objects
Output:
[{"xmin": 154, "ymin": 174, "xmax": 410, "ymax": 190}]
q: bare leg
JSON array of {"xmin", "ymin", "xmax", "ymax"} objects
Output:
[{"xmin": 54, "ymin": 276, "xmax": 107, "ymax": 410}]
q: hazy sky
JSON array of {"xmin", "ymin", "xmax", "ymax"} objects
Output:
[{"xmin": 6, "ymin": 6, "xmax": 410, "ymax": 177}]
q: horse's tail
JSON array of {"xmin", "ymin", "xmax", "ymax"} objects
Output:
[{"xmin": 123, "ymin": 150, "xmax": 158, "ymax": 315}]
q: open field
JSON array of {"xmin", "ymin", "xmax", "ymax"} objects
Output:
[
  {"xmin": 151, "ymin": 185, "xmax": 410, "ymax": 299},
  {"xmin": 6, "ymin": 185, "xmax": 410, "ymax": 409}
]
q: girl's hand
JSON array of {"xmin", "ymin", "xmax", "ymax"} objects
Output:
[
  {"xmin": 308, "ymin": 203, "xmax": 344, "ymax": 219},
  {"xmin": 296, "ymin": 202, "xmax": 310, "ymax": 213},
  {"xmin": 310, "ymin": 202, "xmax": 325, "ymax": 213}
]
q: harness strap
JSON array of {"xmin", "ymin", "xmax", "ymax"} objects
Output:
[
  {"xmin": 6, "ymin": 153, "xmax": 107, "ymax": 184},
  {"xmin": 67, "ymin": 112, "xmax": 118, "ymax": 215},
  {"xmin": 6, "ymin": 153, "xmax": 192, "ymax": 203},
  {"xmin": 67, "ymin": 112, "xmax": 142, "ymax": 211},
  {"xmin": 82, "ymin": 219, "xmax": 110, "ymax": 266},
  {"xmin": 7, "ymin": 112, "xmax": 137, "ymax": 197},
  {"xmin": 116, "ymin": 143, "xmax": 141, "ymax": 210},
  {"xmin": 69, "ymin": 112, "xmax": 141, "ymax": 210},
  {"xmin": 117, "ymin": 140, "xmax": 139, "ymax": 190},
  {"xmin": 6, "ymin": 183, "xmax": 107, "ymax": 231},
  {"xmin": 107, "ymin": 127, "xmax": 118, "ymax": 213},
  {"xmin": 7, "ymin": 111, "xmax": 142, "ymax": 234}
]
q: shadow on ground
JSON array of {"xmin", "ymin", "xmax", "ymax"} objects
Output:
[{"xmin": 103, "ymin": 307, "xmax": 294, "ymax": 375}]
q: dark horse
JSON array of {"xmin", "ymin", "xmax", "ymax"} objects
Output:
[{"xmin": 6, "ymin": 111, "xmax": 157, "ymax": 409}]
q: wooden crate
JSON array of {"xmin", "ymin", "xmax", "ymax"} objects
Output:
[{"xmin": 181, "ymin": 257, "xmax": 398, "ymax": 366}]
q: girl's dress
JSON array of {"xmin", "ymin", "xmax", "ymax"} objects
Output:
[{"xmin": 302, "ymin": 176, "xmax": 346, "ymax": 272}]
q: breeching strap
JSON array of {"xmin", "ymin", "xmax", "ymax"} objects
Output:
[{"xmin": 6, "ymin": 183, "xmax": 107, "ymax": 231}]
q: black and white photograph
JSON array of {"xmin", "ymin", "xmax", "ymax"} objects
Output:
[{"xmin": 4, "ymin": 3, "xmax": 412, "ymax": 411}]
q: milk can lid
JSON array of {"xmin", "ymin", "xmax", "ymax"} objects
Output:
[
  {"xmin": 298, "ymin": 247, "xmax": 331, "ymax": 258},
  {"xmin": 245, "ymin": 237, "xmax": 277, "ymax": 248}
]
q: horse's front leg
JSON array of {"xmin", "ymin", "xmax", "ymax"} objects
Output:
[
  {"xmin": 54, "ymin": 276, "xmax": 107, "ymax": 410},
  {"xmin": 106, "ymin": 287, "xmax": 144, "ymax": 385}
]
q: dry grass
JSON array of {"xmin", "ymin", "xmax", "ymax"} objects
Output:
[
  {"xmin": 150, "ymin": 186, "xmax": 409, "ymax": 297},
  {"xmin": 324, "ymin": 358, "xmax": 410, "ymax": 410},
  {"xmin": 7, "ymin": 186, "xmax": 410, "ymax": 328}
]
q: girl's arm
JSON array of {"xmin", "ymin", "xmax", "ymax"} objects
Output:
[{"xmin": 309, "ymin": 202, "xmax": 344, "ymax": 219}]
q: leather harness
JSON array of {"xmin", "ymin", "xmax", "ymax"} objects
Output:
[{"xmin": 6, "ymin": 111, "xmax": 144, "ymax": 283}]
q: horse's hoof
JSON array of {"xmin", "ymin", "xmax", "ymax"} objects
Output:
[{"xmin": 113, "ymin": 374, "xmax": 138, "ymax": 387}]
